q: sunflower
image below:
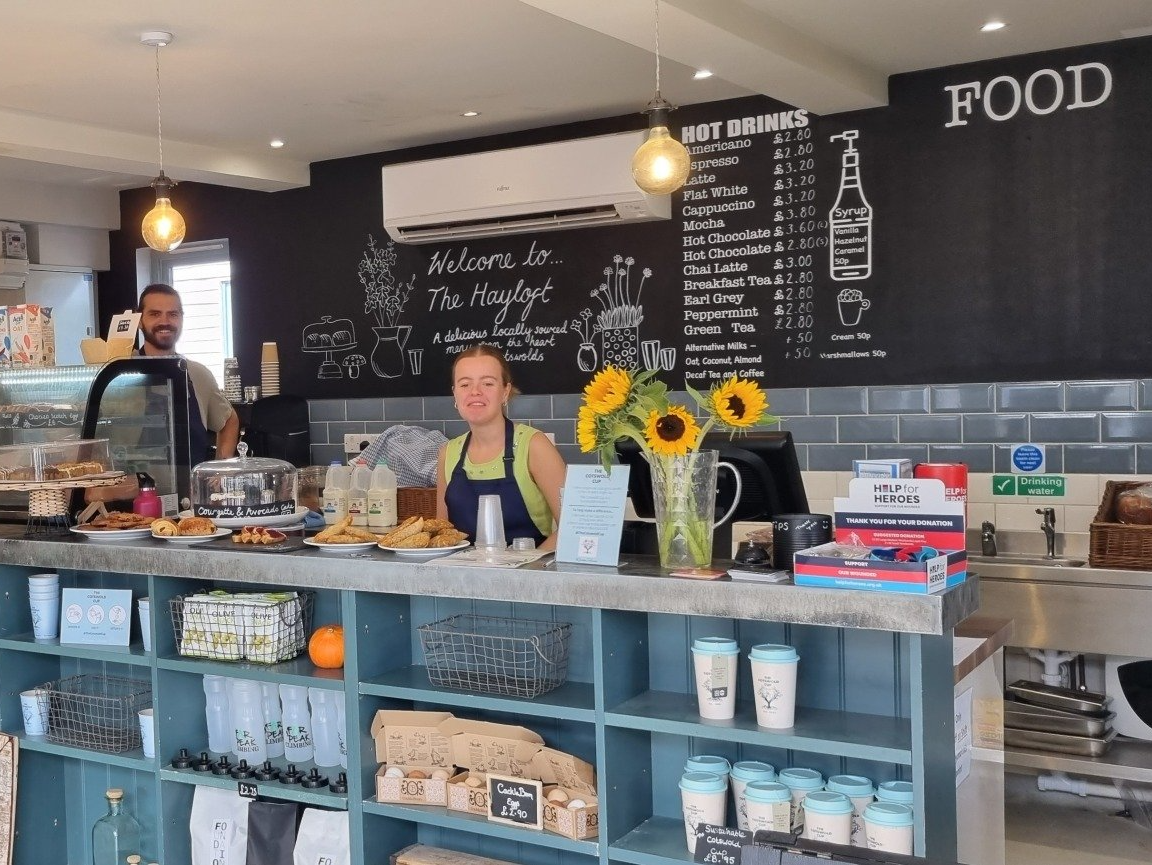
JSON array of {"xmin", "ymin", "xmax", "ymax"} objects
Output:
[
  {"xmin": 644, "ymin": 405, "xmax": 701, "ymax": 457},
  {"xmin": 708, "ymin": 377, "xmax": 768, "ymax": 428},
  {"xmin": 583, "ymin": 366, "xmax": 632, "ymax": 416},
  {"xmin": 576, "ymin": 405, "xmax": 599, "ymax": 453}
]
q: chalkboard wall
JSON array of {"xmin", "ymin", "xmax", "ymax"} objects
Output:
[{"xmin": 103, "ymin": 36, "xmax": 1152, "ymax": 398}]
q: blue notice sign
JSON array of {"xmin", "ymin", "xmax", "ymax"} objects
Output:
[{"xmin": 1011, "ymin": 444, "xmax": 1045, "ymax": 473}]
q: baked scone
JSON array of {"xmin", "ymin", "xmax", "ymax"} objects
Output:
[
  {"xmin": 177, "ymin": 516, "xmax": 216, "ymax": 536},
  {"xmin": 151, "ymin": 518, "xmax": 179, "ymax": 536}
]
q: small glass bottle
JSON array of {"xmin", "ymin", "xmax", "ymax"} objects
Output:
[{"xmin": 91, "ymin": 788, "xmax": 142, "ymax": 865}]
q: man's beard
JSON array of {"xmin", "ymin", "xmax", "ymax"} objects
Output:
[{"xmin": 143, "ymin": 327, "xmax": 178, "ymax": 351}]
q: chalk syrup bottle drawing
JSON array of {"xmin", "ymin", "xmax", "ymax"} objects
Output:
[{"xmin": 829, "ymin": 130, "xmax": 872, "ymax": 281}]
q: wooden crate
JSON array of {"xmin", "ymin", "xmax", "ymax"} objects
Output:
[{"xmin": 1089, "ymin": 480, "xmax": 1152, "ymax": 570}]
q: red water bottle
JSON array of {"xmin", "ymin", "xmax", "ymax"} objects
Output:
[{"xmin": 132, "ymin": 472, "xmax": 163, "ymax": 518}]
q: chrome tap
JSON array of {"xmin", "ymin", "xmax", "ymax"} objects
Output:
[
  {"xmin": 1037, "ymin": 507, "xmax": 1056, "ymax": 558},
  {"xmin": 980, "ymin": 521, "xmax": 997, "ymax": 556}
]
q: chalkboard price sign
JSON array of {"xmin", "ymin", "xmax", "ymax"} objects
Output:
[
  {"xmin": 693, "ymin": 824, "xmax": 753, "ymax": 865},
  {"xmin": 486, "ymin": 773, "xmax": 543, "ymax": 830}
]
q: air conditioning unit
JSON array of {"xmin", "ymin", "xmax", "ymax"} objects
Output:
[{"xmin": 382, "ymin": 131, "xmax": 671, "ymax": 244}]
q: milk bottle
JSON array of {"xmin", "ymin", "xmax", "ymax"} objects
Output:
[
  {"xmin": 367, "ymin": 462, "xmax": 399, "ymax": 529},
  {"xmin": 321, "ymin": 461, "xmax": 351, "ymax": 525},
  {"xmin": 347, "ymin": 465, "xmax": 372, "ymax": 527}
]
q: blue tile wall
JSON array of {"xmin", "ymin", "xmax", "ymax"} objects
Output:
[{"xmin": 306, "ymin": 378, "xmax": 1152, "ymax": 475}]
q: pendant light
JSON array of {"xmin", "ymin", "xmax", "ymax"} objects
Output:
[
  {"xmin": 140, "ymin": 31, "xmax": 186, "ymax": 253},
  {"xmin": 631, "ymin": 0, "xmax": 691, "ymax": 195}
]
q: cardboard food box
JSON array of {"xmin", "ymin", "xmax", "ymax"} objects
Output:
[
  {"xmin": 447, "ymin": 770, "xmax": 489, "ymax": 816},
  {"xmin": 38, "ymin": 306, "xmax": 55, "ymax": 366},
  {"xmin": 370, "ymin": 709, "xmax": 454, "ymax": 768},
  {"xmin": 445, "ymin": 717, "xmax": 545, "ymax": 778},
  {"xmin": 0, "ymin": 306, "xmax": 10, "ymax": 366},
  {"xmin": 375, "ymin": 765, "xmax": 453, "ymax": 806},
  {"xmin": 541, "ymin": 785, "xmax": 599, "ymax": 840},
  {"xmin": 792, "ymin": 542, "xmax": 966, "ymax": 594},
  {"xmin": 81, "ymin": 309, "xmax": 139, "ymax": 364},
  {"xmin": 391, "ymin": 844, "xmax": 514, "ymax": 865},
  {"xmin": 7, "ymin": 305, "xmax": 39, "ymax": 367}
]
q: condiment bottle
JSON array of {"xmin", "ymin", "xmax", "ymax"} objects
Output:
[{"xmin": 132, "ymin": 472, "xmax": 163, "ymax": 518}]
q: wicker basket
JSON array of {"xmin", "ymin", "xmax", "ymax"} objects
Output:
[
  {"xmin": 398, "ymin": 487, "xmax": 437, "ymax": 521},
  {"xmin": 1089, "ymin": 480, "xmax": 1152, "ymax": 570}
]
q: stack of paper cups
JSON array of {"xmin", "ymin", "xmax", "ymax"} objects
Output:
[
  {"xmin": 138, "ymin": 597, "xmax": 152, "ymax": 652},
  {"xmin": 261, "ymin": 342, "xmax": 280, "ymax": 397},
  {"xmin": 28, "ymin": 573, "xmax": 60, "ymax": 640}
]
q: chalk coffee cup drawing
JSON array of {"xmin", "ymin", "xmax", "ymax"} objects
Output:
[
  {"xmin": 749, "ymin": 643, "xmax": 799, "ymax": 728},
  {"xmin": 690, "ymin": 637, "xmax": 740, "ymax": 720},
  {"xmin": 836, "ymin": 288, "xmax": 871, "ymax": 327},
  {"xmin": 679, "ymin": 771, "xmax": 727, "ymax": 854},
  {"xmin": 20, "ymin": 688, "xmax": 50, "ymax": 736},
  {"xmin": 802, "ymin": 790, "xmax": 854, "ymax": 844},
  {"xmin": 864, "ymin": 802, "xmax": 914, "ymax": 854}
]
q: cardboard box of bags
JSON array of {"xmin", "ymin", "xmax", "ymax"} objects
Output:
[{"xmin": 371, "ymin": 710, "xmax": 456, "ymax": 805}]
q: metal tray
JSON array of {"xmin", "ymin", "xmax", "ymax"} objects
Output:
[
  {"xmin": 1006, "ymin": 679, "xmax": 1111, "ymax": 714},
  {"xmin": 1004, "ymin": 698, "xmax": 1115, "ymax": 737},
  {"xmin": 1004, "ymin": 727, "xmax": 1117, "ymax": 757}
]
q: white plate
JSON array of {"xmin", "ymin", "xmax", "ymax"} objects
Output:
[
  {"xmin": 153, "ymin": 527, "xmax": 233, "ymax": 544},
  {"xmin": 179, "ymin": 506, "xmax": 309, "ymax": 529},
  {"xmin": 303, "ymin": 538, "xmax": 377, "ymax": 555},
  {"xmin": 69, "ymin": 525, "xmax": 154, "ymax": 542},
  {"xmin": 378, "ymin": 541, "xmax": 470, "ymax": 558}
]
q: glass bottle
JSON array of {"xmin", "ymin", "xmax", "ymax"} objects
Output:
[
  {"xmin": 828, "ymin": 130, "xmax": 872, "ymax": 281},
  {"xmin": 91, "ymin": 788, "xmax": 142, "ymax": 865}
]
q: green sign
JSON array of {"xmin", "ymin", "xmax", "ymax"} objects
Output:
[{"xmin": 992, "ymin": 474, "xmax": 1065, "ymax": 496}]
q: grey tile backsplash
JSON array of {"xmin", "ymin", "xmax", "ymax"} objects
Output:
[{"xmin": 306, "ymin": 378, "xmax": 1152, "ymax": 476}]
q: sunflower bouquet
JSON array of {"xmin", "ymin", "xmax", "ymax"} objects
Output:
[{"xmin": 578, "ymin": 366, "xmax": 778, "ymax": 567}]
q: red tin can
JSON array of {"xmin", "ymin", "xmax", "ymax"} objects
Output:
[{"xmin": 914, "ymin": 463, "xmax": 968, "ymax": 515}]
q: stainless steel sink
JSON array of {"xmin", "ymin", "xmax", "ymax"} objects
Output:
[{"xmin": 968, "ymin": 553, "xmax": 1087, "ymax": 568}]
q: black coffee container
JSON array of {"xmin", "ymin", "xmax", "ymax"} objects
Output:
[{"xmin": 772, "ymin": 513, "xmax": 833, "ymax": 570}]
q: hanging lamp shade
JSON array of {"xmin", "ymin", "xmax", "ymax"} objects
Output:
[
  {"xmin": 141, "ymin": 173, "xmax": 186, "ymax": 252},
  {"xmin": 632, "ymin": 100, "xmax": 691, "ymax": 195}
]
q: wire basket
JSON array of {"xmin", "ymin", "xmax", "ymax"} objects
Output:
[
  {"xmin": 417, "ymin": 614, "xmax": 572, "ymax": 698},
  {"xmin": 41, "ymin": 675, "xmax": 152, "ymax": 753},
  {"xmin": 170, "ymin": 590, "xmax": 314, "ymax": 663}
]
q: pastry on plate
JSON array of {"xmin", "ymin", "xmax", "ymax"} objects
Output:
[
  {"xmin": 177, "ymin": 516, "xmax": 216, "ymax": 536},
  {"xmin": 151, "ymin": 518, "xmax": 179, "ymax": 536}
]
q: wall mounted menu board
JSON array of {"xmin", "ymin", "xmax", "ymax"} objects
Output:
[{"xmin": 282, "ymin": 36, "xmax": 1152, "ymax": 397}]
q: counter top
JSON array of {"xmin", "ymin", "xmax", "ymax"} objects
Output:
[
  {"xmin": 0, "ymin": 529, "xmax": 978, "ymax": 635},
  {"xmin": 953, "ymin": 615, "xmax": 1013, "ymax": 683}
]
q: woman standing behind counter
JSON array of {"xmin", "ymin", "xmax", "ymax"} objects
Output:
[{"xmin": 436, "ymin": 345, "xmax": 567, "ymax": 550}]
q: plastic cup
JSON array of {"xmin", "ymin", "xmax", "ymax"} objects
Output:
[
  {"xmin": 749, "ymin": 643, "xmax": 799, "ymax": 728},
  {"xmin": 802, "ymin": 791, "xmax": 854, "ymax": 844},
  {"xmin": 29, "ymin": 589, "xmax": 60, "ymax": 640},
  {"xmin": 778, "ymin": 768, "xmax": 824, "ymax": 833},
  {"xmin": 679, "ymin": 771, "xmax": 727, "ymax": 854},
  {"xmin": 138, "ymin": 708, "xmax": 155, "ymax": 758},
  {"xmin": 827, "ymin": 774, "xmax": 875, "ymax": 846},
  {"xmin": 685, "ymin": 755, "xmax": 730, "ymax": 786},
  {"xmin": 864, "ymin": 802, "xmax": 914, "ymax": 854},
  {"xmin": 731, "ymin": 761, "xmax": 775, "ymax": 830},
  {"xmin": 20, "ymin": 688, "xmax": 49, "ymax": 735},
  {"xmin": 744, "ymin": 781, "xmax": 792, "ymax": 834},
  {"xmin": 138, "ymin": 597, "xmax": 152, "ymax": 651},
  {"xmin": 474, "ymin": 495, "xmax": 506, "ymax": 551},
  {"xmin": 511, "ymin": 537, "xmax": 536, "ymax": 551},
  {"xmin": 691, "ymin": 637, "xmax": 740, "ymax": 720}
]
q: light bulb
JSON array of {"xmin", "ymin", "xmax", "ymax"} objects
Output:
[
  {"xmin": 632, "ymin": 125, "xmax": 691, "ymax": 195},
  {"xmin": 142, "ymin": 196, "xmax": 186, "ymax": 252}
]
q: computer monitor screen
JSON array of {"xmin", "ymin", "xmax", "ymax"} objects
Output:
[{"xmin": 616, "ymin": 431, "xmax": 809, "ymax": 523}]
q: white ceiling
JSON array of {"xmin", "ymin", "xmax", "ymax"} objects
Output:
[{"xmin": 0, "ymin": 0, "xmax": 1149, "ymax": 193}]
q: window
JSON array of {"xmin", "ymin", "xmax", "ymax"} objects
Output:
[{"xmin": 143, "ymin": 240, "xmax": 233, "ymax": 386}]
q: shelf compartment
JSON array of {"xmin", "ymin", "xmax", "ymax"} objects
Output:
[
  {"xmin": 364, "ymin": 800, "xmax": 599, "ymax": 856},
  {"xmin": 1005, "ymin": 739, "xmax": 1152, "ymax": 784},
  {"xmin": 162, "ymin": 758, "xmax": 349, "ymax": 808},
  {"xmin": 17, "ymin": 731, "xmax": 153, "ymax": 771},
  {"xmin": 0, "ymin": 634, "xmax": 151, "ymax": 665},
  {"xmin": 605, "ymin": 690, "xmax": 912, "ymax": 764},
  {"xmin": 360, "ymin": 665, "xmax": 596, "ymax": 721},
  {"xmin": 155, "ymin": 653, "xmax": 344, "ymax": 689},
  {"xmin": 609, "ymin": 815, "xmax": 692, "ymax": 865}
]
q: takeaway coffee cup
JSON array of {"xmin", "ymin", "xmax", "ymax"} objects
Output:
[
  {"xmin": 20, "ymin": 688, "xmax": 49, "ymax": 735},
  {"xmin": 864, "ymin": 802, "xmax": 914, "ymax": 854},
  {"xmin": 475, "ymin": 495, "xmax": 506, "ymax": 551},
  {"xmin": 743, "ymin": 779, "xmax": 791, "ymax": 834},
  {"xmin": 138, "ymin": 708, "xmax": 156, "ymax": 758},
  {"xmin": 749, "ymin": 643, "xmax": 799, "ymax": 728},
  {"xmin": 875, "ymin": 780, "xmax": 914, "ymax": 809},
  {"xmin": 778, "ymin": 768, "xmax": 824, "ymax": 832},
  {"xmin": 137, "ymin": 597, "xmax": 152, "ymax": 651},
  {"xmin": 679, "ymin": 771, "xmax": 727, "ymax": 854},
  {"xmin": 802, "ymin": 791, "xmax": 854, "ymax": 844},
  {"xmin": 685, "ymin": 755, "xmax": 730, "ymax": 787},
  {"xmin": 28, "ymin": 574, "xmax": 60, "ymax": 640},
  {"xmin": 691, "ymin": 637, "xmax": 740, "ymax": 719},
  {"xmin": 827, "ymin": 774, "xmax": 875, "ymax": 846},
  {"xmin": 731, "ymin": 761, "xmax": 775, "ymax": 830}
]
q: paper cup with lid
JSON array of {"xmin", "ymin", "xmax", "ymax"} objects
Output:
[
  {"xmin": 691, "ymin": 636, "xmax": 741, "ymax": 719},
  {"xmin": 679, "ymin": 771, "xmax": 727, "ymax": 854},
  {"xmin": 749, "ymin": 643, "xmax": 799, "ymax": 728},
  {"xmin": 778, "ymin": 767, "xmax": 824, "ymax": 832},
  {"xmin": 731, "ymin": 760, "xmax": 775, "ymax": 830},
  {"xmin": 743, "ymin": 780, "xmax": 791, "ymax": 834},
  {"xmin": 685, "ymin": 755, "xmax": 731, "ymax": 787},
  {"xmin": 864, "ymin": 801, "xmax": 914, "ymax": 854},
  {"xmin": 802, "ymin": 791, "xmax": 854, "ymax": 844},
  {"xmin": 827, "ymin": 774, "xmax": 875, "ymax": 846},
  {"xmin": 876, "ymin": 780, "xmax": 914, "ymax": 808}
]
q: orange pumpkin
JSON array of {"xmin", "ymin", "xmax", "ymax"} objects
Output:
[{"xmin": 308, "ymin": 624, "xmax": 345, "ymax": 669}]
